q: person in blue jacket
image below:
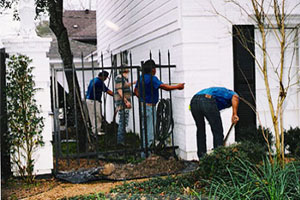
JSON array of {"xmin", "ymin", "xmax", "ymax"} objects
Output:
[
  {"xmin": 134, "ymin": 59, "xmax": 184, "ymax": 156},
  {"xmin": 86, "ymin": 71, "xmax": 113, "ymax": 135},
  {"xmin": 190, "ymin": 87, "xmax": 239, "ymax": 159}
]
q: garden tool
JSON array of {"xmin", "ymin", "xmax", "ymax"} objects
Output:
[{"xmin": 223, "ymin": 123, "xmax": 235, "ymax": 146}]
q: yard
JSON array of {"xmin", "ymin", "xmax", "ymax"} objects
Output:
[{"xmin": 3, "ymin": 137, "xmax": 300, "ymax": 200}]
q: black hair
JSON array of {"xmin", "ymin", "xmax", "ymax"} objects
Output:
[
  {"xmin": 142, "ymin": 59, "xmax": 156, "ymax": 74},
  {"xmin": 98, "ymin": 71, "xmax": 109, "ymax": 78}
]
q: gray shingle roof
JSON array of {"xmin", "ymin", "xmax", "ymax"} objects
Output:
[
  {"xmin": 42, "ymin": 9, "xmax": 97, "ymax": 60},
  {"xmin": 63, "ymin": 10, "xmax": 96, "ymax": 39},
  {"xmin": 47, "ymin": 38, "xmax": 96, "ymax": 59}
]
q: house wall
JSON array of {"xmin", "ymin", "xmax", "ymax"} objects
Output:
[
  {"xmin": 255, "ymin": 27, "xmax": 300, "ymax": 129},
  {"xmin": 97, "ymin": 0, "xmax": 300, "ymax": 160},
  {"xmin": 177, "ymin": 0, "xmax": 248, "ymax": 159},
  {"xmin": 96, "ymin": 0, "xmax": 184, "ymax": 145}
]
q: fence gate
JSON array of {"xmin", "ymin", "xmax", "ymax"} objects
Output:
[
  {"xmin": 0, "ymin": 48, "xmax": 11, "ymax": 179},
  {"xmin": 51, "ymin": 51, "xmax": 178, "ymax": 175}
]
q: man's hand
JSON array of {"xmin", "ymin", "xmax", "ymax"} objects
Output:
[
  {"xmin": 231, "ymin": 94, "xmax": 239, "ymax": 124},
  {"xmin": 232, "ymin": 114, "xmax": 239, "ymax": 124},
  {"xmin": 176, "ymin": 83, "xmax": 185, "ymax": 90},
  {"xmin": 160, "ymin": 83, "xmax": 185, "ymax": 91},
  {"xmin": 107, "ymin": 90, "xmax": 114, "ymax": 96}
]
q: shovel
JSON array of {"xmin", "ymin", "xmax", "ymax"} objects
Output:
[{"xmin": 223, "ymin": 123, "xmax": 235, "ymax": 146}]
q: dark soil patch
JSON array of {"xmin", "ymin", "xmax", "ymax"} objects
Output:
[
  {"xmin": 107, "ymin": 155, "xmax": 186, "ymax": 180},
  {"xmin": 2, "ymin": 155, "xmax": 194, "ymax": 199},
  {"xmin": 56, "ymin": 154, "xmax": 189, "ymax": 181}
]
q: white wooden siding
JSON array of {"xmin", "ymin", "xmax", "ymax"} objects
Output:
[
  {"xmin": 96, "ymin": 0, "xmax": 300, "ymax": 160},
  {"xmin": 97, "ymin": 0, "xmax": 180, "ymax": 61}
]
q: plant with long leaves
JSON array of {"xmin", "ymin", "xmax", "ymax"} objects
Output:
[{"xmin": 207, "ymin": 158, "xmax": 300, "ymax": 200}]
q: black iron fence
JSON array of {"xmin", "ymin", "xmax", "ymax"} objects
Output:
[
  {"xmin": 0, "ymin": 48, "xmax": 11, "ymax": 179},
  {"xmin": 51, "ymin": 51, "xmax": 177, "ymax": 173}
]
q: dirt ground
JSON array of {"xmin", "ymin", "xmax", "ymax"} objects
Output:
[{"xmin": 2, "ymin": 155, "xmax": 194, "ymax": 200}]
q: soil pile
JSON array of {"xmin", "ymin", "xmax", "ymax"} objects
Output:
[{"xmin": 107, "ymin": 155, "xmax": 185, "ymax": 180}]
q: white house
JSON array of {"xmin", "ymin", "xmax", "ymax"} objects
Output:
[{"xmin": 96, "ymin": 0, "xmax": 300, "ymax": 160}]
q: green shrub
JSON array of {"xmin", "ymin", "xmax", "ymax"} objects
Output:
[
  {"xmin": 197, "ymin": 142, "xmax": 266, "ymax": 181},
  {"xmin": 6, "ymin": 54, "xmax": 44, "ymax": 183},
  {"xmin": 237, "ymin": 125, "xmax": 273, "ymax": 154},
  {"xmin": 284, "ymin": 127, "xmax": 300, "ymax": 158}
]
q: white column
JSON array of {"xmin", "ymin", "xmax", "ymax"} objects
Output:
[{"xmin": 2, "ymin": 0, "xmax": 53, "ymax": 175}]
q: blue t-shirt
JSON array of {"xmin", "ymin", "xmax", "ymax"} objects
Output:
[
  {"xmin": 86, "ymin": 77, "xmax": 108, "ymax": 102},
  {"xmin": 135, "ymin": 74, "xmax": 163, "ymax": 104},
  {"xmin": 196, "ymin": 87, "xmax": 238, "ymax": 110}
]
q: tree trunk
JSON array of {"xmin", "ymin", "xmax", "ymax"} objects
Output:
[{"xmin": 48, "ymin": 0, "xmax": 87, "ymax": 152}]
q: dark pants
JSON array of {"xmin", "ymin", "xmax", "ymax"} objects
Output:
[{"xmin": 190, "ymin": 94, "xmax": 224, "ymax": 159}]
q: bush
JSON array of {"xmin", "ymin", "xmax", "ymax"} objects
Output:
[
  {"xmin": 237, "ymin": 125, "xmax": 273, "ymax": 154},
  {"xmin": 6, "ymin": 54, "xmax": 44, "ymax": 183},
  {"xmin": 197, "ymin": 142, "xmax": 266, "ymax": 181},
  {"xmin": 284, "ymin": 127, "xmax": 300, "ymax": 158}
]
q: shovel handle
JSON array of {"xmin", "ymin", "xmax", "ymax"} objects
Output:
[{"xmin": 223, "ymin": 123, "xmax": 235, "ymax": 146}]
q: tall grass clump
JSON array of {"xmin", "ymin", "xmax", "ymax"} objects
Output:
[{"xmin": 207, "ymin": 158, "xmax": 300, "ymax": 200}]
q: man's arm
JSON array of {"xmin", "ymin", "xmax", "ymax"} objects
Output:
[
  {"xmin": 125, "ymin": 80, "xmax": 137, "ymax": 87},
  {"xmin": 106, "ymin": 90, "xmax": 113, "ymax": 96},
  {"xmin": 159, "ymin": 83, "xmax": 184, "ymax": 91},
  {"xmin": 231, "ymin": 94, "xmax": 239, "ymax": 124},
  {"xmin": 134, "ymin": 87, "xmax": 139, "ymax": 97},
  {"xmin": 117, "ymin": 89, "xmax": 131, "ymax": 108}
]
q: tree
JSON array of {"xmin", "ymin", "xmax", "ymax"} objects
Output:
[
  {"xmin": 1, "ymin": 0, "xmax": 89, "ymax": 152},
  {"xmin": 6, "ymin": 54, "xmax": 44, "ymax": 183},
  {"xmin": 212, "ymin": 0, "xmax": 300, "ymax": 163}
]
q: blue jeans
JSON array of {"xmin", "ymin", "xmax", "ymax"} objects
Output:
[
  {"xmin": 190, "ymin": 95, "xmax": 224, "ymax": 159},
  {"xmin": 140, "ymin": 104, "xmax": 156, "ymax": 151},
  {"xmin": 117, "ymin": 109, "xmax": 129, "ymax": 144}
]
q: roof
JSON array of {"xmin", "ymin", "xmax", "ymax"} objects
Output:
[
  {"xmin": 38, "ymin": 9, "xmax": 97, "ymax": 60},
  {"xmin": 71, "ymin": 23, "xmax": 96, "ymax": 40},
  {"xmin": 63, "ymin": 10, "xmax": 96, "ymax": 40},
  {"xmin": 47, "ymin": 38, "xmax": 97, "ymax": 60}
]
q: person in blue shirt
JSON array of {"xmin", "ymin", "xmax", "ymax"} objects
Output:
[
  {"xmin": 190, "ymin": 87, "xmax": 239, "ymax": 159},
  {"xmin": 86, "ymin": 71, "xmax": 113, "ymax": 135},
  {"xmin": 134, "ymin": 59, "xmax": 184, "ymax": 156}
]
